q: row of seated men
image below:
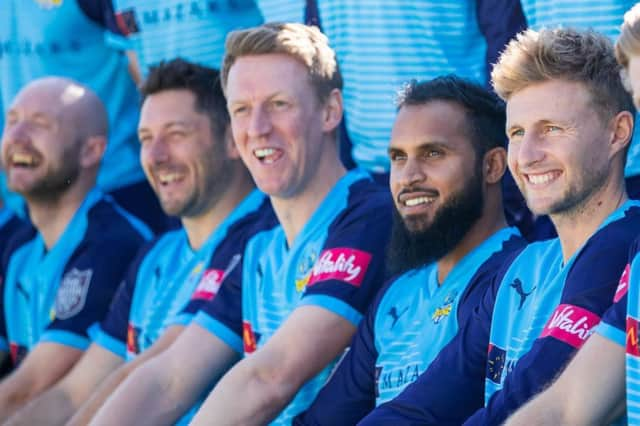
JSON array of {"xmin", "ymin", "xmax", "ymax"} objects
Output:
[{"xmin": 0, "ymin": 15, "xmax": 639, "ymax": 425}]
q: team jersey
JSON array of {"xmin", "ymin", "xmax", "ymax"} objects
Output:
[
  {"xmin": 598, "ymin": 236, "xmax": 640, "ymax": 423},
  {"xmin": 309, "ymin": 0, "xmax": 525, "ymax": 174},
  {"xmin": 359, "ymin": 200, "xmax": 640, "ymax": 426},
  {"xmin": 94, "ymin": 190, "xmax": 275, "ymax": 360},
  {"xmin": 193, "ymin": 168, "xmax": 392, "ymax": 425},
  {"xmin": 294, "ymin": 227, "xmax": 525, "ymax": 425},
  {"xmin": 108, "ymin": 0, "xmax": 263, "ymax": 75},
  {"xmin": 0, "ymin": 0, "xmax": 143, "ymax": 215},
  {"xmin": 0, "ymin": 189, "xmax": 152, "ymax": 366},
  {"xmin": 520, "ymin": 0, "xmax": 640, "ymax": 178}
]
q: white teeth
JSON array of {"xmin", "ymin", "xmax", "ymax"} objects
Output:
[
  {"xmin": 11, "ymin": 152, "xmax": 35, "ymax": 166},
  {"xmin": 404, "ymin": 196, "xmax": 434, "ymax": 207},
  {"xmin": 158, "ymin": 172, "xmax": 182, "ymax": 184},
  {"xmin": 528, "ymin": 172, "xmax": 556, "ymax": 185},
  {"xmin": 254, "ymin": 148, "xmax": 275, "ymax": 159}
]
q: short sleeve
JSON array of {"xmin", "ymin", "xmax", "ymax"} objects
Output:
[
  {"xmin": 40, "ymin": 238, "xmax": 141, "ymax": 351},
  {"xmin": 300, "ymin": 191, "xmax": 393, "ymax": 325}
]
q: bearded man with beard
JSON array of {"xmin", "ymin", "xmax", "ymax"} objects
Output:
[
  {"xmin": 294, "ymin": 75, "xmax": 526, "ymax": 425},
  {"xmin": 0, "ymin": 77, "xmax": 153, "ymax": 418}
]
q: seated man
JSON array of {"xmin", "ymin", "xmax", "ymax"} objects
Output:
[
  {"xmin": 0, "ymin": 77, "xmax": 152, "ymax": 418},
  {"xmin": 506, "ymin": 5, "xmax": 640, "ymax": 424},
  {"xmin": 5, "ymin": 59, "xmax": 277, "ymax": 425},
  {"xmin": 89, "ymin": 23, "xmax": 392, "ymax": 425},
  {"xmin": 296, "ymin": 76, "xmax": 526, "ymax": 424},
  {"xmin": 359, "ymin": 27, "xmax": 640, "ymax": 425}
]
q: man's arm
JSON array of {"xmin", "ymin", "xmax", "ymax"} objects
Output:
[
  {"xmin": 191, "ymin": 305, "xmax": 356, "ymax": 425},
  {"xmin": 5, "ymin": 344, "xmax": 123, "ymax": 425},
  {"xmin": 68, "ymin": 325, "xmax": 183, "ymax": 425},
  {"xmin": 506, "ymin": 333, "xmax": 625, "ymax": 425},
  {"xmin": 90, "ymin": 323, "xmax": 239, "ymax": 426},
  {"xmin": 0, "ymin": 342, "xmax": 82, "ymax": 418}
]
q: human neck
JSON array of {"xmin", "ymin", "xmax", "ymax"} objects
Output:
[
  {"xmin": 272, "ymin": 152, "xmax": 346, "ymax": 247},
  {"xmin": 552, "ymin": 178, "xmax": 627, "ymax": 263},
  {"xmin": 183, "ymin": 170, "xmax": 255, "ymax": 251},
  {"xmin": 27, "ymin": 182, "xmax": 92, "ymax": 250},
  {"xmin": 436, "ymin": 198, "xmax": 508, "ymax": 284}
]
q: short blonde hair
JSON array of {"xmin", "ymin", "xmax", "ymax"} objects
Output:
[
  {"xmin": 221, "ymin": 22, "xmax": 342, "ymax": 103},
  {"xmin": 616, "ymin": 4, "xmax": 640, "ymax": 70},
  {"xmin": 491, "ymin": 28, "xmax": 633, "ymax": 122}
]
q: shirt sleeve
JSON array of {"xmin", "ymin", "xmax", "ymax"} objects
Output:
[
  {"xmin": 40, "ymin": 237, "xmax": 141, "ymax": 351},
  {"xmin": 294, "ymin": 281, "xmax": 391, "ymax": 425},
  {"xmin": 597, "ymin": 263, "xmax": 630, "ymax": 347},
  {"xmin": 77, "ymin": 0, "xmax": 119, "ymax": 30},
  {"xmin": 476, "ymin": 0, "xmax": 527, "ymax": 86},
  {"xmin": 192, "ymin": 271, "xmax": 244, "ymax": 354},
  {"xmin": 359, "ymin": 266, "xmax": 504, "ymax": 425},
  {"xmin": 465, "ymin": 236, "xmax": 631, "ymax": 426},
  {"xmin": 300, "ymin": 193, "xmax": 392, "ymax": 326}
]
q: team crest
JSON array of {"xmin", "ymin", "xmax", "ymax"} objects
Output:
[
  {"xmin": 33, "ymin": 0, "xmax": 63, "ymax": 9},
  {"xmin": 432, "ymin": 291, "xmax": 457, "ymax": 324},
  {"xmin": 295, "ymin": 248, "xmax": 318, "ymax": 292},
  {"xmin": 55, "ymin": 268, "xmax": 93, "ymax": 320}
]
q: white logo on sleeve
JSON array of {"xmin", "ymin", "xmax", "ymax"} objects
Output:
[{"xmin": 55, "ymin": 268, "xmax": 93, "ymax": 320}]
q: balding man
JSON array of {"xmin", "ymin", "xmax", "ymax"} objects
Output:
[{"xmin": 0, "ymin": 77, "xmax": 152, "ymax": 417}]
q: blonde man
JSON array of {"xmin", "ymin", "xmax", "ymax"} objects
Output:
[{"xmin": 506, "ymin": 5, "xmax": 640, "ymax": 424}]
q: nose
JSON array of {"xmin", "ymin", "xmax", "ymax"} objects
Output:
[
  {"xmin": 512, "ymin": 131, "xmax": 545, "ymax": 169},
  {"xmin": 393, "ymin": 156, "xmax": 426, "ymax": 189},
  {"xmin": 247, "ymin": 105, "xmax": 272, "ymax": 139},
  {"xmin": 143, "ymin": 136, "xmax": 170, "ymax": 165},
  {"xmin": 2, "ymin": 120, "xmax": 31, "ymax": 147}
]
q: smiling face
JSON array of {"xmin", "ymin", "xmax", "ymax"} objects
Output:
[
  {"xmin": 225, "ymin": 53, "xmax": 335, "ymax": 200},
  {"xmin": 1, "ymin": 85, "xmax": 82, "ymax": 200},
  {"xmin": 506, "ymin": 79, "xmax": 612, "ymax": 217},
  {"xmin": 138, "ymin": 89, "xmax": 235, "ymax": 218},
  {"xmin": 389, "ymin": 101, "xmax": 482, "ymax": 233}
]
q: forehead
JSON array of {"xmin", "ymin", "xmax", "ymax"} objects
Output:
[
  {"xmin": 225, "ymin": 53, "xmax": 313, "ymax": 102},
  {"xmin": 506, "ymin": 79, "xmax": 593, "ymax": 125},
  {"xmin": 9, "ymin": 85, "xmax": 64, "ymax": 121},
  {"xmin": 390, "ymin": 101, "xmax": 473, "ymax": 151},
  {"xmin": 139, "ymin": 89, "xmax": 202, "ymax": 127}
]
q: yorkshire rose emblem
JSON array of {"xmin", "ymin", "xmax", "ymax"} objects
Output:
[{"xmin": 55, "ymin": 268, "xmax": 93, "ymax": 320}]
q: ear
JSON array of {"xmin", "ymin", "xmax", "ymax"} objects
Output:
[
  {"xmin": 321, "ymin": 88, "xmax": 343, "ymax": 133},
  {"xmin": 223, "ymin": 127, "xmax": 241, "ymax": 160},
  {"xmin": 79, "ymin": 135, "xmax": 106, "ymax": 169},
  {"xmin": 608, "ymin": 110, "xmax": 634, "ymax": 159},
  {"xmin": 483, "ymin": 146, "xmax": 507, "ymax": 185}
]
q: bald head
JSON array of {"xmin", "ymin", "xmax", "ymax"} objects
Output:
[
  {"xmin": 2, "ymin": 77, "xmax": 109, "ymax": 201},
  {"xmin": 15, "ymin": 77, "xmax": 108, "ymax": 141}
]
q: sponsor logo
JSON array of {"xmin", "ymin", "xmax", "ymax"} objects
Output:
[
  {"xmin": 55, "ymin": 268, "xmax": 93, "ymax": 320},
  {"xmin": 387, "ymin": 306, "xmax": 409, "ymax": 329},
  {"xmin": 486, "ymin": 343, "xmax": 506, "ymax": 384},
  {"xmin": 540, "ymin": 304, "xmax": 600, "ymax": 348},
  {"xmin": 509, "ymin": 278, "xmax": 536, "ymax": 311},
  {"xmin": 375, "ymin": 363, "xmax": 420, "ymax": 395},
  {"xmin": 242, "ymin": 321, "xmax": 260, "ymax": 354},
  {"xmin": 627, "ymin": 316, "xmax": 640, "ymax": 357},
  {"xmin": 127, "ymin": 324, "xmax": 141, "ymax": 355},
  {"xmin": 307, "ymin": 248, "xmax": 372, "ymax": 287},
  {"xmin": 432, "ymin": 292, "xmax": 457, "ymax": 324},
  {"xmin": 33, "ymin": 0, "xmax": 62, "ymax": 9},
  {"xmin": 191, "ymin": 254, "xmax": 241, "ymax": 301},
  {"xmin": 614, "ymin": 264, "xmax": 630, "ymax": 303},
  {"xmin": 295, "ymin": 249, "xmax": 317, "ymax": 292},
  {"xmin": 9, "ymin": 342, "xmax": 27, "ymax": 365}
]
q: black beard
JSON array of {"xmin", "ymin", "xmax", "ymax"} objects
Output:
[{"xmin": 387, "ymin": 169, "xmax": 485, "ymax": 275}]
